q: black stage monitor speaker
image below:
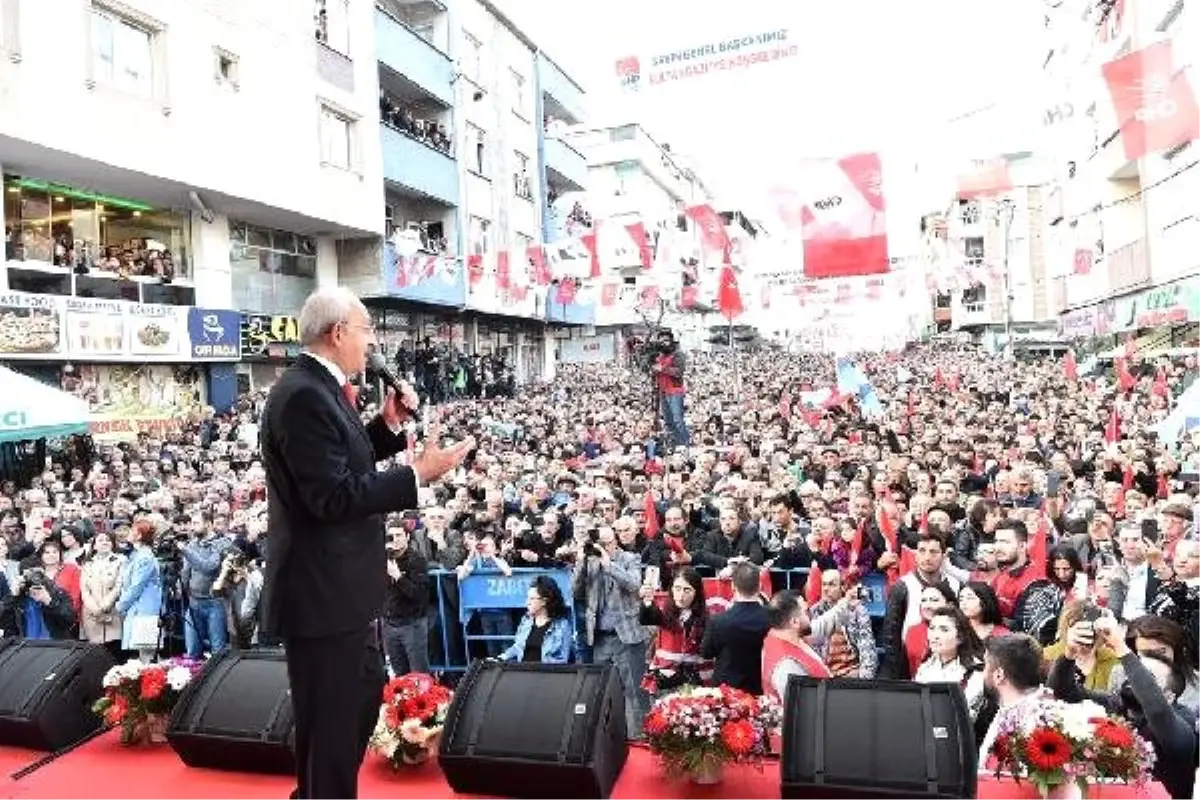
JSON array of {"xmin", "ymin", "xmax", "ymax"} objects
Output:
[
  {"xmin": 166, "ymin": 647, "xmax": 295, "ymax": 775},
  {"xmin": 439, "ymin": 660, "xmax": 629, "ymax": 799},
  {"xmin": 781, "ymin": 677, "xmax": 978, "ymax": 799},
  {"xmin": 0, "ymin": 638, "xmax": 114, "ymax": 751}
]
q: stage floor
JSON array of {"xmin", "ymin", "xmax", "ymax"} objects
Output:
[{"xmin": 0, "ymin": 735, "xmax": 1170, "ymax": 799}]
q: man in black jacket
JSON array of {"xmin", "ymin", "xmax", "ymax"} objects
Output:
[
  {"xmin": 699, "ymin": 563, "xmax": 770, "ymax": 693},
  {"xmin": 260, "ymin": 287, "xmax": 473, "ymax": 799},
  {"xmin": 382, "ymin": 518, "xmax": 430, "ymax": 676}
]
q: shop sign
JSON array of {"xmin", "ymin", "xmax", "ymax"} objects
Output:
[
  {"xmin": 0, "ymin": 291, "xmax": 223, "ymax": 362},
  {"xmin": 1058, "ymin": 306, "xmax": 1097, "ymax": 339},
  {"xmin": 240, "ymin": 314, "xmax": 301, "ymax": 360},
  {"xmin": 1127, "ymin": 280, "xmax": 1200, "ymax": 330},
  {"xmin": 187, "ymin": 308, "xmax": 241, "ymax": 360}
]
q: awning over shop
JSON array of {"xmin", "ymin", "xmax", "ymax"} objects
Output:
[{"xmin": 0, "ymin": 366, "xmax": 90, "ymax": 443}]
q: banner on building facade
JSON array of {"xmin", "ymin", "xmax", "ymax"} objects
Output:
[
  {"xmin": 68, "ymin": 363, "xmax": 205, "ymax": 442},
  {"xmin": 0, "ymin": 292, "xmax": 237, "ymax": 362},
  {"xmin": 773, "ymin": 152, "xmax": 891, "ymax": 279},
  {"xmin": 615, "ymin": 29, "xmax": 798, "ymax": 90},
  {"xmin": 1116, "ymin": 278, "xmax": 1200, "ymax": 331},
  {"xmin": 240, "ymin": 314, "xmax": 301, "ymax": 361},
  {"xmin": 382, "ymin": 241, "xmax": 466, "ymax": 308},
  {"xmin": 1101, "ymin": 40, "xmax": 1199, "ymax": 161},
  {"xmin": 558, "ymin": 335, "xmax": 616, "ymax": 364}
]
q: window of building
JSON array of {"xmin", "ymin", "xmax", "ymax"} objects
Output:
[
  {"xmin": 461, "ymin": 30, "xmax": 482, "ymax": 81},
  {"xmin": 214, "ymin": 47, "xmax": 239, "ymax": 88},
  {"xmin": 229, "ymin": 221, "xmax": 318, "ymax": 314},
  {"xmin": 319, "ymin": 104, "xmax": 355, "ymax": 170},
  {"xmin": 610, "ymin": 125, "xmax": 637, "ymax": 142},
  {"xmin": 963, "ymin": 236, "xmax": 984, "ymax": 265},
  {"xmin": 513, "ymin": 151, "xmax": 532, "ymax": 200},
  {"xmin": 958, "ymin": 200, "xmax": 981, "ymax": 225},
  {"xmin": 3, "ymin": 174, "xmax": 190, "ymax": 284},
  {"xmin": 510, "ymin": 68, "xmax": 528, "ymax": 119},
  {"xmin": 1, "ymin": 0, "xmax": 21, "ymax": 58},
  {"xmin": 468, "ymin": 216, "xmax": 491, "ymax": 255},
  {"xmin": 466, "ymin": 122, "xmax": 487, "ymax": 176},
  {"xmin": 314, "ymin": 0, "xmax": 350, "ymax": 55},
  {"xmin": 90, "ymin": 4, "xmax": 154, "ymax": 98}
]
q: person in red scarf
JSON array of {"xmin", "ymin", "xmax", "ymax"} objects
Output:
[{"xmin": 636, "ymin": 567, "xmax": 712, "ymax": 695}]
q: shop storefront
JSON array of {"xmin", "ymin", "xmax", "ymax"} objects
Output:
[
  {"xmin": 1058, "ymin": 277, "xmax": 1199, "ymax": 356},
  {"xmin": 237, "ymin": 313, "xmax": 301, "ymax": 391},
  {"xmin": 3, "ymin": 174, "xmax": 195, "ymax": 306},
  {"xmin": 0, "ymin": 291, "xmax": 242, "ymax": 438},
  {"xmin": 477, "ymin": 317, "xmax": 547, "ymax": 384}
]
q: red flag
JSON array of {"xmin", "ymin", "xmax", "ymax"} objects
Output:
[
  {"xmin": 897, "ymin": 547, "xmax": 918, "ymax": 578},
  {"xmin": 684, "ymin": 204, "xmax": 730, "ymax": 253},
  {"xmin": 1029, "ymin": 515, "xmax": 1049, "ymax": 577},
  {"xmin": 956, "ymin": 158, "xmax": 1012, "ymax": 199},
  {"xmin": 1064, "ymin": 350, "xmax": 1078, "ymax": 381},
  {"xmin": 933, "ymin": 368, "xmax": 945, "ymax": 389},
  {"xmin": 638, "ymin": 285, "xmax": 660, "ymax": 309},
  {"xmin": 848, "ymin": 518, "xmax": 866, "ymax": 575},
  {"xmin": 494, "ymin": 251, "xmax": 510, "ymax": 289},
  {"xmin": 1152, "ymin": 366, "xmax": 1170, "ymax": 397},
  {"xmin": 1115, "ymin": 357, "xmax": 1137, "ymax": 393},
  {"xmin": 804, "ymin": 564, "xmax": 822, "ymax": 607},
  {"xmin": 624, "ymin": 222, "xmax": 653, "ymax": 270},
  {"xmin": 554, "ymin": 278, "xmax": 577, "ymax": 305},
  {"xmin": 1102, "ymin": 41, "xmax": 1199, "ymax": 161},
  {"xmin": 466, "ymin": 253, "xmax": 484, "ymax": 284},
  {"xmin": 946, "ymin": 371, "xmax": 960, "ymax": 392},
  {"xmin": 716, "ymin": 264, "xmax": 744, "ymax": 320},
  {"xmin": 680, "ymin": 284, "xmax": 698, "ymax": 309},
  {"xmin": 1073, "ymin": 248, "xmax": 1094, "ymax": 276},
  {"xmin": 599, "ymin": 283, "xmax": 619, "ymax": 307},
  {"xmin": 643, "ymin": 491, "xmax": 659, "ymax": 538},
  {"xmin": 579, "ymin": 232, "xmax": 601, "ymax": 278},
  {"xmin": 779, "ymin": 388, "xmax": 792, "ymax": 420},
  {"xmin": 526, "ymin": 246, "xmax": 551, "ymax": 284},
  {"xmin": 799, "ymin": 152, "xmax": 890, "ymax": 279},
  {"xmin": 1105, "ymin": 405, "xmax": 1122, "ymax": 445}
]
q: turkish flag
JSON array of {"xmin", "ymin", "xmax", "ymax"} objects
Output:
[
  {"xmin": 466, "ymin": 254, "xmax": 484, "ymax": 285},
  {"xmin": 680, "ymin": 284, "xmax": 698, "ymax": 309},
  {"xmin": 1102, "ymin": 41, "xmax": 1200, "ymax": 161},
  {"xmin": 624, "ymin": 222, "xmax": 653, "ymax": 269},
  {"xmin": 1072, "ymin": 248, "xmax": 1094, "ymax": 275},
  {"xmin": 494, "ymin": 251, "xmax": 510, "ymax": 289},
  {"xmin": 1064, "ymin": 349, "xmax": 1078, "ymax": 381},
  {"xmin": 579, "ymin": 232, "xmax": 601, "ymax": 278},
  {"xmin": 599, "ymin": 283, "xmax": 619, "ymax": 307},
  {"xmin": 526, "ymin": 245, "xmax": 550, "ymax": 285},
  {"xmin": 685, "ymin": 204, "xmax": 730, "ymax": 253},
  {"xmin": 555, "ymin": 279, "xmax": 577, "ymax": 305},
  {"xmin": 716, "ymin": 264, "xmax": 744, "ymax": 320}
]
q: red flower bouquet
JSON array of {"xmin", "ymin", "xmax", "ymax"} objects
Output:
[
  {"xmin": 369, "ymin": 673, "xmax": 453, "ymax": 768},
  {"xmin": 643, "ymin": 685, "xmax": 781, "ymax": 782},
  {"xmin": 990, "ymin": 697, "xmax": 1155, "ymax": 797},
  {"xmin": 92, "ymin": 658, "xmax": 203, "ymax": 745}
]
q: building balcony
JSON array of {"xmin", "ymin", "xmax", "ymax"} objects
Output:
[
  {"xmin": 544, "ymin": 136, "xmax": 587, "ymax": 193},
  {"xmin": 1106, "ymin": 237, "xmax": 1151, "ymax": 293},
  {"xmin": 380, "ymin": 124, "xmax": 459, "ymax": 206},
  {"xmin": 375, "ymin": 6, "xmax": 454, "ymax": 107},
  {"xmin": 537, "ymin": 54, "xmax": 585, "ymax": 124}
]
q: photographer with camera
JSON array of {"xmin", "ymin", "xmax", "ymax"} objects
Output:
[
  {"xmin": 0, "ymin": 559, "xmax": 77, "ymax": 640},
  {"xmin": 381, "ymin": 516, "xmax": 430, "ymax": 676},
  {"xmin": 1048, "ymin": 611, "xmax": 1198, "ymax": 799},
  {"xmin": 572, "ymin": 524, "xmax": 648, "ymax": 736},
  {"xmin": 649, "ymin": 330, "xmax": 690, "ymax": 449},
  {"xmin": 212, "ymin": 541, "xmax": 262, "ymax": 649},
  {"xmin": 179, "ymin": 511, "xmax": 233, "ymax": 657}
]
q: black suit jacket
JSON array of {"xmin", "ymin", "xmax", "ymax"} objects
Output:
[
  {"xmin": 260, "ymin": 354, "xmax": 417, "ymax": 639},
  {"xmin": 699, "ymin": 600, "xmax": 770, "ymax": 694}
]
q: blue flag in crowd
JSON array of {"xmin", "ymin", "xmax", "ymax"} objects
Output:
[{"xmin": 835, "ymin": 356, "xmax": 885, "ymax": 419}]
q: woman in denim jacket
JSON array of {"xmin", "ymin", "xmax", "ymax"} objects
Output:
[{"xmin": 499, "ymin": 575, "xmax": 573, "ymax": 664}]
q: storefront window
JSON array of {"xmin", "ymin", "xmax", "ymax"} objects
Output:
[
  {"xmin": 3, "ymin": 175, "xmax": 190, "ymax": 278},
  {"xmin": 230, "ymin": 220, "xmax": 318, "ymax": 315}
]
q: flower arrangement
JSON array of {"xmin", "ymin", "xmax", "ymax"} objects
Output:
[
  {"xmin": 991, "ymin": 697, "xmax": 1155, "ymax": 797},
  {"xmin": 92, "ymin": 657, "xmax": 205, "ymax": 745},
  {"xmin": 369, "ymin": 673, "xmax": 453, "ymax": 768},
  {"xmin": 642, "ymin": 685, "xmax": 781, "ymax": 781}
]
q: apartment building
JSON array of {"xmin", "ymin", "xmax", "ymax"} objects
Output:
[
  {"xmin": 1047, "ymin": 0, "xmax": 1198, "ymax": 351},
  {"xmin": 0, "ymin": 0, "xmax": 383, "ymax": 412},
  {"xmin": 353, "ymin": 0, "xmax": 590, "ymax": 384}
]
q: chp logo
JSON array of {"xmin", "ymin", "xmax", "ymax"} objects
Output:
[{"xmin": 615, "ymin": 55, "xmax": 641, "ymax": 90}]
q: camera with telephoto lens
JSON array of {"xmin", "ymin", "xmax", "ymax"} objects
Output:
[
  {"xmin": 20, "ymin": 568, "xmax": 49, "ymax": 594},
  {"xmin": 221, "ymin": 546, "xmax": 246, "ymax": 570}
]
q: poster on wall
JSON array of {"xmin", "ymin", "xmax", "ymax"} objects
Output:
[
  {"xmin": 0, "ymin": 292, "xmax": 64, "ymax": 356},
  {"xmin": 70, "ymin": 364, "xmax": 205, "ymax": 441},
  {"xmin": 559, "ymin": 335, "xmax": 616, "ymax": 364},
  {"xmin": 127, "ymin": 304, "xmax": 186, "ymax": 358},
  {"xmin": 64, "ymin": 298, "xmax": 126, "ymax": 357}
]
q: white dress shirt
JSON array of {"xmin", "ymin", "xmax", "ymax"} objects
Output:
[{"xmin": 1122, "ymin": 561, "xmax": 1149, "ymax": 621}]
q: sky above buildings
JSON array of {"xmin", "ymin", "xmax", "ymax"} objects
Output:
[{"xmin": 498, "ymin": 0, "xmax": 1051, "ymax": 214}]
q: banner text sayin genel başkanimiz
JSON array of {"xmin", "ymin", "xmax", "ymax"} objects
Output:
[
  {"xmin": 649, "ymin": 44, "xmax": 798, "ymax": 84},
  {"xmin": 650, "ymin": 30, "xmax": 789, "ymax": 66}
]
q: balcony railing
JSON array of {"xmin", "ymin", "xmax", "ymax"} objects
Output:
[
  {"xmin": 380, "ymin": 123, "xmax": 459, "ymax": 206},
  {"xmin": 536, "ymin": 54, "xmax": 584, "ymax": 123},
  {"xmin": 1106, "ymin": 237, "xmax": 1150, "ymax": 292},
  {"xmin": 375, "ymin": 6, "xmax": 453, "ymax": 106},
  {"xmin": 543, "ymin": 136, "xmax": 587, "ymax": 192}
]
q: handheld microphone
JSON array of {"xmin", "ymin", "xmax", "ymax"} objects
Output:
[{"xmin": 367, "ymin": 351, "xmax": 420, "ymax": 416}]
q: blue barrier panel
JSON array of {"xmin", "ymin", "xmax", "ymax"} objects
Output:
[
  {"xmin": 859, "ymin": 571, "xmax": 888, "ymax": 618},
  {"xmin": 456, "ymin": 568, "xmax": 574, "ymax": 662}
]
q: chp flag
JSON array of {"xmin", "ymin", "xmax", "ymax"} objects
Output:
[{"xmin": 1101, "ymin": 40, "xmax": 1199, "ymax": 161}]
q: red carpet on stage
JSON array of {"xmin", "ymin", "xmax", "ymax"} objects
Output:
[{"xmin": 0, "ymin": 733, "xmax": 1170, "ymax": 799}]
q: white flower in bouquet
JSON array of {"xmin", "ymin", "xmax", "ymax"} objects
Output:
[
  {"xmin": 101, "ymin": 666, "xmax": 123, "ymax": 689},
  {"xmin": 1059, "ymin": 699, "xmax": 1106, "ymax": 742},
  {"xmin": 165, "ymin": 666, "xmax": 193, "ymax": 692},
  {"xmin": 117, "ymin": 659, "xmax": 144, "ymax": 682},
  {"xmin": 399, "ymin": 718, "xmax": 426, "ymax": 745}
]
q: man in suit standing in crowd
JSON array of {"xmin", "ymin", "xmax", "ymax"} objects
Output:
[
  {"xmin": 261, "ymin": 287, "xmax": 474, "ymax": 799},
  {"xmin": 700, "ymin": 562, "xmax": 770, "ymax": 693}
]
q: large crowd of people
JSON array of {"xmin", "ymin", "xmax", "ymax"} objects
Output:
[{"xmin": 0, "ymin": 339, "xmax": 1196, "ymax": 795}]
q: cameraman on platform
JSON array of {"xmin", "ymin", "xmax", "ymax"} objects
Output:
[{"xmin": 651, "ymin": 330, "xmax": 690, "ymax": 449}]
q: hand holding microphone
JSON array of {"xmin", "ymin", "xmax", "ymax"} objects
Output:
[{"xmin": 367, "ymin": 352, "xmax": 420, "ymax": 426}]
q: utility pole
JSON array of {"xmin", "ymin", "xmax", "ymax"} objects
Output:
[{"xmin": 992, "ymin": 197, "xmax": 1017, "ymax": 359}]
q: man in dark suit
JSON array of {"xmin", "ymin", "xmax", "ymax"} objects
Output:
[
  {"xmin": 699, "ymin": 562, "xmax": 770, "ymax": 693},
  {"xmin": 260, "ymin": 287, "xmax": 473, "ymax": 799}
]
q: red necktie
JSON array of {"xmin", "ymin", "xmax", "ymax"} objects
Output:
[{"xmin": 342, "ymin": 383, "xmax": 359, "ymax": 407}]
